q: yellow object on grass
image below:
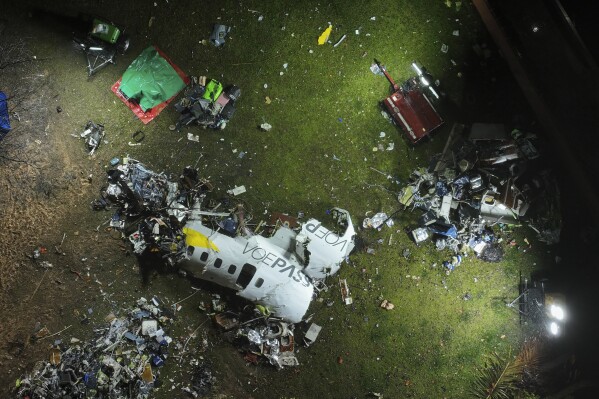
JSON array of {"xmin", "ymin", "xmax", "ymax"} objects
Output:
[
  {"xmin": 318, "ymin": 25, "xmax": 333, "ymax": 45},
  {"xmin": 183, "ymin": 227, "xmax": 220, "ymax": 251}
]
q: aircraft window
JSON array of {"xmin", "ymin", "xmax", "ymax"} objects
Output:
[
  {"xmin": 228, "ymin": 264, "xmax": 237, "ymax": 274},
  {"xmin": 200, "ymin": 252, "xmax": 208, "ymax": 262},
  {"xmin": 186, "ymin": 246, "xmax": 195, "ymax": 256},
  {"xmin": 236, "ymin": 263, "xmax": 257, "ymax": 289},
  {"xmin": 254, "ymin": 278, "xmax": 264, "ymax": 288},
  {"xmin": 214, "ymin": 258, "xmax": 222, "ymax": 268}
]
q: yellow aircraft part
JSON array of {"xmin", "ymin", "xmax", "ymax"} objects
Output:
[
  {"xmin": 318, "ymin": 25, "xmax": 333, "ymax": 45},
  {"xmin": 183, "ymin": 227, "xmax": 220, "ymax": 252}
]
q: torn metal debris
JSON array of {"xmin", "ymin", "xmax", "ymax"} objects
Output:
[
  {"xmin": 209, "ymin": 305, "xmax": 302, "ymax": 369},
  {"xmin": 363, "ymin": 212, "xmax": 393, "ymax": 230},
  {"xmin": 209, "ymin": 24, "xmax": 230, "ymax": 47},
  {"xmin": 79, "ymin": 121, "xmax": 105, "ymax": 155}
]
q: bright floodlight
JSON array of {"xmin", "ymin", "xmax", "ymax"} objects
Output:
[
  {"xmin": 549, "ymin": 321, "xmax": 560, "ymax": 336},
  {"xmin": 550, "ymin": 304, "xmax": 565, "ymax": 321}
]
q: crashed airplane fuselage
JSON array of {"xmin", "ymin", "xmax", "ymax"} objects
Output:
[
  {"xmin": 180, "ymin": 206, "xmax": 356, "ymax": 323},
  {"xmin": 100, "ymin": 160, "xmax": 356, "ymax": 323}
]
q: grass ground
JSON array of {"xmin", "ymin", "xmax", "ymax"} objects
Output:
[{"xmin": 0, "ymin": 1, "xmax": 560, "ymax": 398}]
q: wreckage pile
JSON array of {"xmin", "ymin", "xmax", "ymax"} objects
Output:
[
  {"xmin": 211, "ymin": 309, "xmax": 300, "ymax": 369},
  {"xmin": 93, "ymin": 158, "xmax": 210, "ymax": 267},
  {"xmin": 14, "ymin": 298, "xmax": 183, "ymax": 399},
  {"xmin": 173, "ymin": 76, "xmax": 240, "ymax": 131},
  {"xmin": 398, "ymin": 123, "xmax": 561, "ymax": 272},
  {"xmin": 208, "ymin": 302, "xmax": 324, "ymax": 369}
]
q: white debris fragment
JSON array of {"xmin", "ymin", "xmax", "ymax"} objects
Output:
[
  {"xmin": 227, "ymin": 185, "xmax": 247, "ymax": 196},
  {"xmin": 260, "ymin": 123, "xmax": 272, "ymax": 131},
  {"xmin": 333, "ymin": 34, "xmax": 347, "ymax": 47},
  {"xmin": 141, "ymin": 320, "xmax": 158, "ymax": 336},
  {"xmin": 363, "ymin": 213, "xmax": 393, "ymax": 230},
  {"xmin": 370, "ymin": 63, "xmax": 383, "ymax": 75},
  {"xmin": 453, "ymin": 30, "xmax": 460, "ymax": 36},
  {"xmin": 187, "ymin": 133, "xmax": 200, "ymax": 142},
  {"xmin": 441, "ymin": 44, "xmax": 449, "ymax": 53},
  {"xmin": 380, "ymin": 299, "xmax": 395, "ymax": 310},
  {"xmin": 304, "ymin": 323, "xmax": 322, "ymax": 346}
]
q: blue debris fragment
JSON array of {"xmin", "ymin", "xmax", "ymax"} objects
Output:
[{"xmin": 0, "ymin": 91, "xmax": 11, "ymax": 140}]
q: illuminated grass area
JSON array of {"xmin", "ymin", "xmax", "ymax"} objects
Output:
[{"xmin": 9, "ymin": 0, "xmax": 555, "ymax": 397}]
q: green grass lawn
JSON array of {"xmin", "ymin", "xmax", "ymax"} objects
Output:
[{"xmin": 12, "ymin": 0, "xmax": 557, "ymax": 397}]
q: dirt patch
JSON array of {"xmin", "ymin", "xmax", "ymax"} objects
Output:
[{"xmin": 0, "ymin": 32, "xmax": 107, "ymax": 392}]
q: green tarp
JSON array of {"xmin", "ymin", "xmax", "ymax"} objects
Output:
[{"xmin": 119, "ymin": 46, "xmax": 186, "ymax": 112}]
